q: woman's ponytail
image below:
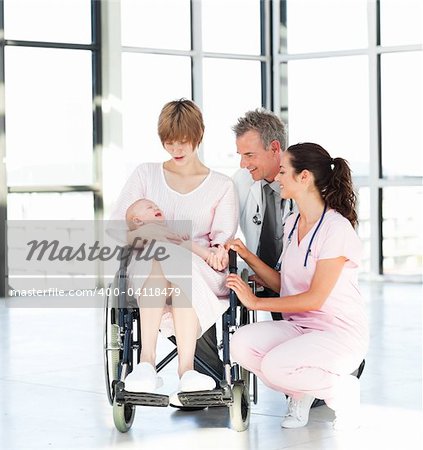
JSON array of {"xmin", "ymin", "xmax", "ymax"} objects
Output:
[
  {"xmin": 325, "ymin": 157, "xmax": 358, "ymax": 228},
  {"xmin": 287, "ymin": 143, "xmax": 358, "ymax": 228}
]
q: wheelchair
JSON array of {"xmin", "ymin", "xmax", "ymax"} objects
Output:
[{"xmin": 103, "ymin": 249, "xmax": 257, "ymax": 433}]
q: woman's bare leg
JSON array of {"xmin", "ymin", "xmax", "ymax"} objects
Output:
[
  {"xmin": 171, "ymin": 284, "xmax": 200, "ymax": 377},
  {"xmin": 137, "ymin": 260, "xmax": 168, "ymax": 365}
]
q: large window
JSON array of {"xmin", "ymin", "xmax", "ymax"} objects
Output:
[
  {"xmin": 379, "ymin": 0, "xmax": 423, "ymax": 47},
  {"xmin": 7, "ymin": 193, "xmax": 95, "ymax": 221},
  {"xmin": 2, "ymin": 0, "xmax": 100, "ymax": 205},
  {"xmin": 4, "ymin": 0, "xmax": 92, "ymax": 44},
  {"xmin": 5, "ymin": 47, "xmax": 93, "ymax": 187},
  {"xmin": 202, "ymin": 0, "xmax": 261, "ymax": 54},
  {"xmin": 121, "ymin": 0, "xmax": 191, "ymax": 50},
  {"xmin": 1, "ymin": 0, "xmax": 101, "ymax": 295},
  {"xmin": 286, "ymin": 55, "xmax": 370, "ymax": 177},
  {"xmin": 121, "ymin": 53, "xmax": 192, "ymax": 165},
  {"xmin": 202, "ymin": 58, "xmax": 262, "ymax": 175},
  {"xmin": 277, "ymin": 0, "xmax": 422, "ymax": 278},
  {"xmin": 285, "ymin": 0, "xmax": 368, "ymax": 53},
  {"xmin": 382, "ymin": 187, "xmax": 422, "ymax": 275},
  {"xmin": 381, "ymin": 51, "xmax": 422, "ymax": 178}
]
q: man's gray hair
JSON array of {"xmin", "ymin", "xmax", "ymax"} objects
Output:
[{"xmin": 232, "ymin": 108, "xmax": 287, "ymax": 150}]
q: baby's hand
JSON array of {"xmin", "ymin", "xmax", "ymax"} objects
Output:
[{"xmin": 206, "ymin": 245, "xmax": 229, "ymax": 271}]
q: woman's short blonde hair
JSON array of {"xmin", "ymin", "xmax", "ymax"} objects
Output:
[{"xmin": 158, "ymin": 99, "xmax": 205, "ymax": 149}]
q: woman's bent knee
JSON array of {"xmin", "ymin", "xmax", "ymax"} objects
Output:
[
  {"xmin": 230, "ymin": 325, "xmax": 255, "ymax": 364},
  {"xmin": 261, "ymin": 352, "xmax": 286, "ymax": 378}
]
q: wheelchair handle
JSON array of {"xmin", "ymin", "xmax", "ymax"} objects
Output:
[{"xmin": 228, "ymin": 249, "xmax": 237, "ymax": 274}]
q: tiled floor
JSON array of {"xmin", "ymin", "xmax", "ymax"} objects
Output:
[{"xmin": 0, "ymin": 281, "xmax": 422, "ymax": 450}]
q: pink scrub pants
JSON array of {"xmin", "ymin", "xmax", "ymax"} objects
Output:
[{"xmin": 230, "ymin": 320, "xmax": 367, "ymax": 406}]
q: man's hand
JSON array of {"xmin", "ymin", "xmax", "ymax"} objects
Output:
[
  {"xmin": 226, "ymin": 274, "xmax": 258, "ymax": 310},
  {"xmin": 206, "ymin": 244, "xmax": 229, "ymax": 271}
]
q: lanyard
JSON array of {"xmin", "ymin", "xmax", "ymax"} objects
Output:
[{"xmin": 278, "ymin": 203, "xmax": 327, "ymax": 268}]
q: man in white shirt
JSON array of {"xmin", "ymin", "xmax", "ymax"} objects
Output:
[{"xmin": 232, "ymin": 108, "xmax": 293, "ymax": 320}]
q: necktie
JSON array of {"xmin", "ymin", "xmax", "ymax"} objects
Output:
[{"xmin": 258, "ymin": 184, "xmax": 282, "ymax": 268}]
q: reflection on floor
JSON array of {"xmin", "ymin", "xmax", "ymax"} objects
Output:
[{"xmin": 0, "ymin": 282, "xmax": 422, "ymax": 450}]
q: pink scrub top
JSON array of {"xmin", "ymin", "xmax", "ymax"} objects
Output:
[{"xmin": 280, "ymin": 209, "xmax": 368, "ymax": 342}]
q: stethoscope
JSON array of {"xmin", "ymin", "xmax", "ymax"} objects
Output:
[
  {"xmin": 276, "ymin": 203, "xmax": 328, "ymax": 269},
  {"xmin": 252, "ymin": 199, "xmax": 294, "ymax": 226},
  {"xmin": 252, "ymin": 206, "xmax": 262, "ymax": 225}
]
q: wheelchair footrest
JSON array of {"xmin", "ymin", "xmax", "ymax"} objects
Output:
[
  {"xmin": 178, "ymin": 388, "xmax": 232, "ymax": 407},
  {"xmin": 115, "ymin": 382, "xmax": 169, "ymax": 407}
]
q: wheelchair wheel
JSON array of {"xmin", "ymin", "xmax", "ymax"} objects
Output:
[
  {"xmin": 104, "ymin": 284, "xmax": 121, "ymax": 406},
  {"xmin": 113, "ymin": 399, "xmax": 136, "ymax": 433},
  {"xmin": 229, "ymin": 381, "xmax": 250, "ymax": 432}
]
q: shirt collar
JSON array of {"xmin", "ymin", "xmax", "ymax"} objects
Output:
[{"xmin": 261, "ymin": 179, "xmax": 280, "ymax": 194}]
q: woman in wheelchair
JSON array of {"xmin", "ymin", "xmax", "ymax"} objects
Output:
[
  {"xmin": 124, "ymin": 197, "xmax": 229, "ymax": 393},
  {"xmin": 226, "ymin": 143, "xmax": 369, "ymax": 431},
  {"xmin": 109, "ymin": 99, "xmax": 238, "ymax": 395}
]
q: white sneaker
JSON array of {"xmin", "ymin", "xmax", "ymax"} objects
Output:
[
  {"xmin": 331, "ymin": 376, "xmax": 361, "ymax": 431},
  {"xmin": 178, "ymin": 370, "xmax": 216, "ymax": 392},
  {"xmin": 281, "ymin": 394, "xmax": 315, "ymax": 428},
  {"xmin": 124, "ymin": 362, "xmax": 163, "ymax": 393}
]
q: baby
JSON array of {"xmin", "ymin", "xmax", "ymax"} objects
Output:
[{"xmin": 126, "ymin": 198, "xmax": 229, "ymax": 270}]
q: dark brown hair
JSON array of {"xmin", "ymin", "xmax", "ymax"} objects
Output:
[
  {"xmin": 158, "ymin": 98, "xmax": 205, "ymax": 149},
  {"xmin": 287, "ymin": 142, "xmax": 358, "ymax": 228}
]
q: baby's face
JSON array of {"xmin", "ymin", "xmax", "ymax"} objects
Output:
[{"xmin": 134, "ymin": 200, "xmax": 164, "ymax": 221}]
